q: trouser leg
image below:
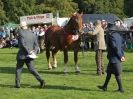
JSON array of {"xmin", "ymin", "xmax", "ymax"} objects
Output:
[
  {"xmin": 15, "ymin": 59, "xmax": 25, "ymax": 87},
  {"xmin": 39, "ymin": 38, "xmax": 44, "ymax": 53},
  {"xmin": 95, "ymin": 50, "xmax": 102, "ymax": 75},
  {"xmin": 115, "ymin": 75, "xmax": 123, "ymax": 91},
  {"xmin": 25, "ymin": 59, "xmax": 43, "ymax": 83},
  {"xmin": 103, "ymin": 73, "xmax": 111, "ymax": 88},
  {"xmin": 101, "ymin": 50, "xmax": 104, "ymax": 74}
]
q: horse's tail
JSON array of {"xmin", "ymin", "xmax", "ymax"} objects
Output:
[{"xmin": 44, "ymin": 27, "xmax": 51, "ymax": 45}]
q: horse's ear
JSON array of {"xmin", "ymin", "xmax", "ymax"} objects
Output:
[
  {"xmin": 73, "ymin": 12, "xmax": 77, "ymax": 15},
  {"xmin": 80, "ymin": 12, "xmax": 83, "ymax": 16},
  {"xmin": 73, "ymin": 12, "xmax": 77, "ymax": 16}
]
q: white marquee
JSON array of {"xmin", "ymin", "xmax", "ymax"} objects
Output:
[{"xmin": 20, "ymin": 13, "xmax": 53, "ymax": 25}]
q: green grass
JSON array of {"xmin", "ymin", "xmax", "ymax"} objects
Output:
[{"xmin": 0, "ymin": 48, "xmax": 133, "ymax": 99}]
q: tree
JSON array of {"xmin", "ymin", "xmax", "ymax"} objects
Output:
[
  {"xmin": 0, "ymin": 0, "xmax": 132, "ymax": 25},
  {"xmin": 2, "ymin": 0, "xmax": 36, "ymax": 23},
  {"xmin": 73, "ymin": 0, "xmax": 95, "ymax": 14},
  {"xmin": 109, "ymin": 0, "xmax": 126, "ymax": 18},
  {"xmin": 0, "ymin": 0, "xmax": 7, "ymax": 25},
  {"xmin": 34, "ymin": 0, "xmax": 78, "ymax": 17},
  {"xmin": 94, "ymin": 0, "xmax": 110, "ymax": 13},
  {"xmin": 124, "ymin": 0, "xmax": 133, "ymax": 17}
]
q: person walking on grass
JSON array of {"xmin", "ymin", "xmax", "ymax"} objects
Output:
[
  {"xmin": 15, "ymin": 21, "xmax": 45, "ymax": 88},
  {"xmin": 98, "ymin": 21, "xmax": 126, "ymax": 93}
]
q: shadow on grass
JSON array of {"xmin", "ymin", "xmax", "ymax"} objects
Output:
[
  {"xmin": 45, "ymin": 85, "xmax": 92, "ymax": 91},
  {"xmin": 123, "ymin": 69, "xmax": 133, "ymax": 72},
  {"xmin": 39, "ymin": 70, "xmax": 64, "ymax": 75},
  {"xmin": 0, "ymin": 83, "xmax": 39, "ymax": 89},
  {"xmin": 0, "ymin": 67, "xmax": 28, "ymax": 74},
  {"xmin": 0, "ymin": 66, "xmax": 99, "ymax": 77},
  {"xmin": 0, "ymin": 83, "xmax": 95, "ymax": 91},
  {"xmin": 0, "ymin": 52, "xmax": 17, "ymax": 54},
  {"xmin": 39, "ymin": 70, "xmax": 97, "ymax": 76}
]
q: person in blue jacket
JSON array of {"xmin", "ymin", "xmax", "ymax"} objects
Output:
[{"xmin": 98, "ymin": 21, "xmax": 126, "ymax": 93}]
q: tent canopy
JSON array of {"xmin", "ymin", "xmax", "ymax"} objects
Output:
[
  {"xmin": 82, "ymin": 14, "xmax": 120, "ymax": 23},
  {"xmin": 3, "ymin": 22, "xmax": 19, "ymax": 29},
  {"xmin": 124, "ymin": 17, "xmax": 133, "ymax": 27}
]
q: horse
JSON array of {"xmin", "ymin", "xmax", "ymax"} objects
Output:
[{"xmin": 45, "ymin": 12, "xmax": 83, "ymax": 74}]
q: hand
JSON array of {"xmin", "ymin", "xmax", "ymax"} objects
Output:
[
  {"xmin": 121, "ymin": 56, "xmax": 125, "ymax": 62},
  {"xmin": 30, "ymin": 50, "xmax": 35, "ymax": 54}
]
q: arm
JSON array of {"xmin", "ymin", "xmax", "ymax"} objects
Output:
[
  {"xmin": 18, "ymin": 34, "xmax": 30, "ymax": 54},
  {"xmin": 109, "ymin": 34, "xmax": 123, "ymax": 60},
  {"xmin": 33, "ymin": 36, "xmax": 39, "ymax": 54},
  {"xmin": 88, "ymin": 27, "xmax": 100, "ymax": 36}
]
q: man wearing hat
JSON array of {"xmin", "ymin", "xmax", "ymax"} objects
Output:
[{"xmin": 15, "ymin": 21, "xmax": 45, "ymax": 88}]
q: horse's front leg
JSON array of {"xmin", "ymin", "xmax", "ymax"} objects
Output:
[
  {"xmin": 52, "ymin": 48, "xmax": 58, "ymax": 69},
  {"xmin": 46, "ymin": 46, "xmax": 52, "ymax": 70},
  {"xmin": 64, "ymin": 49, "xmax": 68, "ymax": 74},
  {"xmin": 74, "ymin": 49, "xmax": 80, "ymax": 73}
]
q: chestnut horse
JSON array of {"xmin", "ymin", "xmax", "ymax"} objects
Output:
[{"xmin": 45, "ymin": 12, "xmax": 83, "ymax": 73}]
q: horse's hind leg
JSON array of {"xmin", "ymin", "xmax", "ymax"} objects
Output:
[
  {"xmin": 46, "ymin": 44, "xmax": 52, "ymax": 70},
  {"xmin": 63, "ymin": 49, "xmax": 68, "ymax": 74},
  {"xmin": 74, "ymin": 49, "xmax": 80, "ymax": 73},
  {"xmin": 52, "ymin": 48, "xmax": 58, "ymax": 68}
]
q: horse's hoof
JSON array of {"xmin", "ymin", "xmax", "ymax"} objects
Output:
[
  {"xmin": 48, "ymin": 67, "xmax": 52, "ymax": 70},
  {"xmin": 64, "ymin": 72, "xmax": 68, "ymax": 75},
  {"xmin": 52, "ymin": 66, "xmax": 57, "ymax": 69},
  {"xmin": 75, "ymin": 71, "xmax": 80, "ymax": 74}
]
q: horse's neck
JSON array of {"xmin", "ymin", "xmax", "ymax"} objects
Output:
[{"xmin": 63, "ymin": 25, "xmax": 73, "ymax": 33}]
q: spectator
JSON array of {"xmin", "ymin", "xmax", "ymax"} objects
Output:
[
  {"xmin": 88, "ymin": 20, "xmax": 106, "ymax": 75},
  {"xmin": 38, "ymin": 27, "xmax": 45, "ymax": 53}
]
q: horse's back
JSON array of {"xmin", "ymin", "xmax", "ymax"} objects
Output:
[
  {"xmin": 45, "ymin": 25, "xmax": 63, "ymax": 49},
  {"xmin": 45, "ymin": 26, "xmax": 62, "ymax": 38}
]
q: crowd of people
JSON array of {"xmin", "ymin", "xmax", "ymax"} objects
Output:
[
  {"xmin": 0, "ymin": 19, "xmax": 133, "ymax": 51},
  {"xmin": 0, "ymin": 24, "xmax": 51, "ymax": 52},
  {"xmin": 82, "ymin": 19, "xmax": 133, "ymax": 50}
]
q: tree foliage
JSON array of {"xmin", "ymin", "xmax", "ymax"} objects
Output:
[
  {"xmin": 0, "ymin": 0, "xmax": 7, "ymax": 25},
  {"xmin": 124, "ymin": 0, "xmax": 133, "ymax": 17},
  {"xmin": 0, "ymin": 0, "xmax": 132, "ymax": 25}
]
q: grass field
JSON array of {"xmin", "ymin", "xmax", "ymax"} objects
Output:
[{"xmin": 0, "ymin": 48, "xmax": 133, "ymax": 99}]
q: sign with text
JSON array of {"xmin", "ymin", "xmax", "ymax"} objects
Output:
[{"xmin": 20, "ymin": 13, "xmax": 53, "ymax": 24}]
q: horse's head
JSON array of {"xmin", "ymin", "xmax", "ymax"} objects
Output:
[{"xmin": 66, "ymin": 12, "xmax": 83, "ymax": 35}]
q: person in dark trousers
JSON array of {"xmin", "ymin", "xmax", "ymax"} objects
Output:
[
  {"xmin": 98, "ymin": 21, "xmax": 126, "ymax": 93},
  {"xmin": 15, "ymin": 21, "xmax": 45, "ymax": 88}
]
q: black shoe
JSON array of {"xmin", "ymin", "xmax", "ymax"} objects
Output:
[
  {"xmin": 97, "ymin": 72, "xmax": 102, "ymax": 76},
  {"xmin": 97, "ymin": 85, "xmax": 107, "ymax": 91},
  {"xmin": 40, "ymin": 80, "xmax": 45, "ymax": 88},
  {"xmin": 118, "ymin": 89, "xmax": 124, "ymax": 93},
  {"xmin": 102, "ymin": 71, "xmax": 105, "ymax": 74},
  {"xmin": 75, "ymin": 70, "xmax": 80, "ymax": 74},
  {"xmin": 15, "ymin": 85, "xmax": 20, "ymax": 88}
]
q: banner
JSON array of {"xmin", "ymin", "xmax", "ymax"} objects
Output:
[{"xmin": 20, "ymin": 13, "xmax": 53, "ymax": 24}]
